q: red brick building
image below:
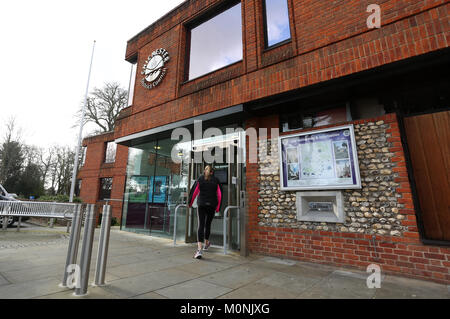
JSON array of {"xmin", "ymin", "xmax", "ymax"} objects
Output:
[
  {"xmin": 78, "ymin": 0, "xmax": 450, "ymax": 284},
  {"xmin": 77, "ymin": 132, "xmax": 128, "ymax": 223}
]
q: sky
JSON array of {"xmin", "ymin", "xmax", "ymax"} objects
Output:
[{"xmin": 0, "ymin": 0, "xmax": 185, "ymax": 149}]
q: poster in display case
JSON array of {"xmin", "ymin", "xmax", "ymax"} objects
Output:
[
  {"xmin": 148, "ymin": 176, "xmax": 168, "ymax": 203},
  {"xmin": 128, "ymin": 175, "xmax": 149, "ymax": 203},
  {"xmin": 278, "ymin": 124, "xmax": 361, "ymax": 190}
]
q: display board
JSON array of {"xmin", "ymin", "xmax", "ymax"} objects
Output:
[
  {"xmin": 148, "ymin": 176, "xmax": 167, "ymax": 203},
  {"xmin": 278, "ymin": 124, "xmax": 361, "ymax": 190}
]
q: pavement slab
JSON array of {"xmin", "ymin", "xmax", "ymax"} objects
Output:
[
  {"xmin": 155, "ymin": 279, "xmax": 232, "ymax": 299},
  {"xmin": 0, "ymin": 224, "xmax": 448, "ymax": 299},
  {"xmin": 218, "ymin": 282, "xmax": 298, "ymax": 299},
  {"xmin": 200, "ymin": 264, "xmax": 272, "ymax": 289},
  {"xmin": 296, "ymin": 272, "xmax": 378, "ymax": 299},
  {"xmin": 0, "ymin": 277, "xmax": 70, "ymax": 299}
]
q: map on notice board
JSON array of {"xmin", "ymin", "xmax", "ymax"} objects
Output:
[{"xmin": 279, "ymin": 125, "xmax": 361, "ymax": 190}]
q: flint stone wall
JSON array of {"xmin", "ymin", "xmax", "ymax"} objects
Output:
[{"xmin": 257, "ymin": 120, "xmax": 407, "ymax": 236}]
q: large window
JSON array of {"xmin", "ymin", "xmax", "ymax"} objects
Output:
[
  {"xmin": 104, "ymin": 142, "xmax": 117, "ymax": 163},
  {"xmin": 263, "ymin": 0, "xmax": 291, "ymax": 47},
  {"xmin": 187, "ymin": 1, "xmax": 243, "ymax": 80},
  {"xmin": 122, "ymin": 137, "xmax": 189, "ymax": 238},
  {"xmin": 99, "ymin": 177, "xmax": 113, "ymax": 200}
]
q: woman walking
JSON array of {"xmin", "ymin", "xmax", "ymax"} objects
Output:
[{"xmin": 188, "ymin": 165, "xmax": 223, "ymax": 259}]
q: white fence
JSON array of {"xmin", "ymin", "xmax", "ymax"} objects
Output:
[{"xmin": 0, "ymin": 201, "xmax": 76, "ymax": 219}]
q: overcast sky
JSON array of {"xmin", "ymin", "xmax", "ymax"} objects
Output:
[{"xmin": 0, "ymin": 0, "xmax": 185, "ymax": 148}]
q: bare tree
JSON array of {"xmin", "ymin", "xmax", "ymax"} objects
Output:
[
  {"xmin": 76, "ymin": 81, "xmax": 128, "ymax": 133},
  {"xmin": 46, "ymin": 146, "xmax": 75, "ymax": 195},
  {"xmin": 0, "ymin": 117, "xmax": 24, "ymax": 189}
]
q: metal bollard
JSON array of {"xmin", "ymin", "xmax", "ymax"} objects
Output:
[
  {"xmin": 173, "ymin": 204, "xmax": 187, "ymax": 246},
  {"xmin": 16, "ymin": 217, "xmax": 22, "ymax": 232},
  {"xmin": 94, "ymin": 205, "xmax": 112, "ymax": 286},
  {"xmin": 75, "ymin": 204, "xmax": 97, "ymax": 296},
  {"xmin": 2, "ymin": 216, "xmax": 8, "ymax": 231},
  {"xmin": 223, "ymin": 206, "xmax": 239, "ymax": 255},
  {"xmin": 61, "ymin": 204, "xmax": 83, "ymax": 288},
  {"xmin": 49, "ymin": 218, "xmax": 55, "ymax": 228},
  {"xmin": 66, "ymin": 220, "xmax": 71, "ymax": 234}
]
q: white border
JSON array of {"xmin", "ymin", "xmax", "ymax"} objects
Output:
[{"xmin": 278, "ymin": 124, "xmax": 361, "ymax": 191}]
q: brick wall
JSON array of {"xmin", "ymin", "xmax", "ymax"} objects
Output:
[
  {"xmin": 246, "ymin": 113, "xmax": 450, "ymax": 284},
  {"xmin": 78, "ymin": 132, "xmax": 128, "ymax": 224},
  {"xmin": 116, "ymin": 0, "xmax": 449, "ymax": 140}
]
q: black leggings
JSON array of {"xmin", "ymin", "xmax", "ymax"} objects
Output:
[{"xmin": 197, "ymin": 206, "xmax": 215, "ymax": 243}]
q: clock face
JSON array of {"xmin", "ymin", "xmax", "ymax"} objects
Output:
[
  {"xmin": 144, "ymin": 55, "xmax": 164, "ymax": 82},
  {"xmin": 141, "ymin": 48, "xmax": 170, "ymax": 89}
]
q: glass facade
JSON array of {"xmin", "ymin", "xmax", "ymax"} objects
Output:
[
  {"xmin": 121, "ymin": 137, "xmax": 190, "ymax": 239},
  {"xmin": 120, "ymin": 128, "xmax": 244, "ymax": 247}
]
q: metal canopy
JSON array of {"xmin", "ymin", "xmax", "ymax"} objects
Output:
[{"xmin": 115, "ymin": 104, "xmax": 243, "ymax": 146}]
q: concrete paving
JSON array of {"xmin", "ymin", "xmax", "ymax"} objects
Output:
[{"xmin": 0, "ymin": 223, "xmax": 449, "ymax": 299}]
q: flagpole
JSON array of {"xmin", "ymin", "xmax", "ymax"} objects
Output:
[{"xmin": 69, "ymin": 40, "xmax": 96, "ymax": 203}]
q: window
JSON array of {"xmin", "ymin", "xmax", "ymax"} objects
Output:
[
  {"xmin": 187, "ymin": 1, "xmax": 242, "ymax": 80},
  {"xmin": 80, "ymin": 146, "xmax": 87, "ymax": 166},
  {"xmin": 99, "ymin": 178, "xmax": 113, "ymax": 200},
  {"xmin": 104, "ymin": 142, "xmax": 117, "ymax": 163},
  {"xmin": 75, "ymin": 179, "xmax": 82, "ymax": 197},
  {"xmin": 263, "ymin": 0, "xmax": 291, "ymax": 47},
  {"xmin": 127, "ymin": 62, "xmax": 137, "ymax": 106}
]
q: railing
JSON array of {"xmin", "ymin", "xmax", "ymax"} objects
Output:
[
  {"xmin": 0, "ymin": 200, "xmax": 77, "ymax": 231},
  {"xmin": 173, "ymin": 204, "xmax": 187, "ymax": 245},
  {"xmin": 223, "ymin": 206, "xmax": 240, "ymax": 255}
]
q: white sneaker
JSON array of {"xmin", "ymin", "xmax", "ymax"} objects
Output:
[
  {"xmin": 193, "ymin": 249, "xmax": 202, "ymax": 259},
  {"xmin": 203, "ymin": 241, "xmax": 211, "ymax": 251}
]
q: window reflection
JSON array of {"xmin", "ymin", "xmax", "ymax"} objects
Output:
[
  {"xmin": 104, "ymin": 142, "xmax": 117, "ymax": 163},
  {"xmin": 121, "ymin": 138, "xmax": 189, "ymax": 238},
  {"xmin": 188, "ymin": 2, "xmax": 242, "ymax": 80},
  {"xmin": 99, "ymin": 177, "xmax": 113, "ymax": 200},
  {"xmin": 264, "ymin": 0, "xmax": 291, "ymax": 47}
]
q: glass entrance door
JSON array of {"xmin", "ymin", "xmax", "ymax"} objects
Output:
[{"xmin": 185, "ymin": 140, "xmax": 242, "ymax": 251}]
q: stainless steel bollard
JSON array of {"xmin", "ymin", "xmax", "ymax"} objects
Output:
[
  {"xmin": 49, "ymin": 218, "xmax": 55, "ymax": 228},
  {"xmin": 61, "ymin": 204, "xmax": 83, "ymax": 287},
  {"xmin": 223, "ymin": 206, "xmax": 239, "ymax": 255},
  {"xmin": 173, "ymin": 204, "xmax": 187, "ymax": 246},
  {"xmin": 75, "ymin": 204, "xmax": 97, "ymax": 296},
  {"xmin": 2, "ymin": 216, "xmax": 8, "ymax": 231},
  {"xmin": 16, "ymin": 217, "xmax": 21, "ymax": 232},
  {"xmin": 94, "ymin": 205, "xmax": 112, "ymax": 286}
]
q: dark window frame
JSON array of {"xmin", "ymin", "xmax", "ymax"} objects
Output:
[
  {"xmin": 262, "ymin": 0, "xmax": 292, "ymax": 50},
  {"xmin": 183, "ymin": 0, "xmax": 243, "ymax": 82},
  {"xmin": 75, "ymin": 179, "xmax": 82, "ymax": 197},
  {"xmin": 99, "ymin": 177, "xmax": 113, "ymax": 201}
]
